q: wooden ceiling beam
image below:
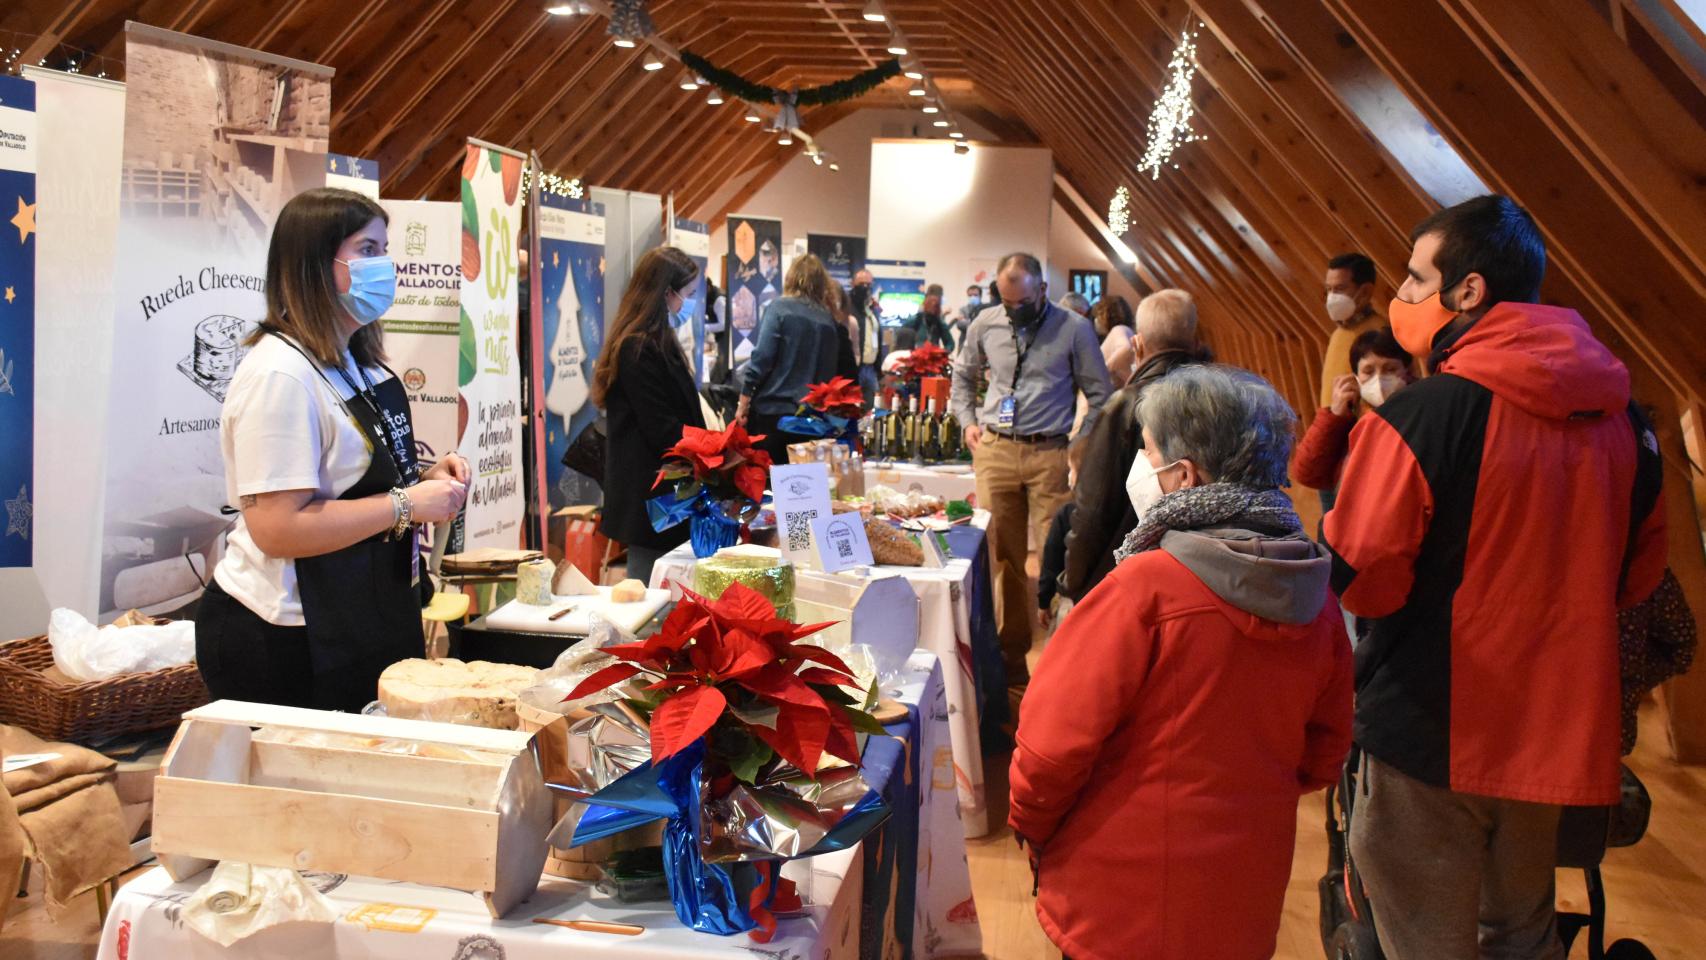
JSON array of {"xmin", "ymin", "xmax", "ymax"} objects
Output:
[
  {"xmin": 7, "ymin": 0, "xmax": 107, "ymax": 68},
  {"xmin": 341, "ymin": 0, "xmax": 528, "ymax": 149},
  {"xmin": 701, "ymin": 102, "xmax": 861, "ymax": 232},
  {"xmin": 330, "ymin": 0, "xmax": 461, "ymax": 129},
  {"xmin": 1441, "ymin": 0, "xmax": 1706, "ymax": 290},
  {"xmin": 1324, "ymin": 0, "xmax": 1706, "ymax": 399}
]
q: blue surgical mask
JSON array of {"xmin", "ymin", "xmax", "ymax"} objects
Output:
[
  {"xmin": 677, "ymin": 295, "xmax": 699, "ymax": 324},
  {"xmin": 335, "ymin": 255, "xmax": 396, "ymax": 326}
]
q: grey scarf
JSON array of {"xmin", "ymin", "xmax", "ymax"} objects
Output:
[{"xmin": 1114, "ymin": 483, "xmax": 1302, "ymax": 562}]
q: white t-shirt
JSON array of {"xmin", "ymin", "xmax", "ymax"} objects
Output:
[{"xmin": 213, "ymin": 334, "xmax": 395, "ymax": 626}]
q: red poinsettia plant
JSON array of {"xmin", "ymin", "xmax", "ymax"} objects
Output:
[
  {"xmin": 564, "ymin": 582, "xmax": 882, "ymax": 781},
  {"xmin": 894, "ymin": 341, "xmax": 952, "ymax": 381},
  {"xmin": 653, "ymin": 423, "xmax": 774, "ymax": 507},
  {"xmin": 798, "ymin": 376, "xmax": 865, "ymax": 419}
]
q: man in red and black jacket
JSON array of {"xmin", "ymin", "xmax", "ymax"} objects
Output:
[{"xmin": 1324, "ymin": 194, "xmax": 1666, "ymax": 960}]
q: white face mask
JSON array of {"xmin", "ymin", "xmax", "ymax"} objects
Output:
[
  {"xmin": 1325, "ymin": 291, "xmax": 1358, "ymax": 325},
  {"xmin": 1125, "ymin": 455, "xmax": 1182, "ymax": 521},
  {"xmin": 1359, "ymin": 373, "xmax": 1405, "ymax": 408}
]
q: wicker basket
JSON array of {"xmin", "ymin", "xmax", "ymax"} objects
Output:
[{"xmin": 0, "ymin": 613, "xmax": 210, "ymax": 744}]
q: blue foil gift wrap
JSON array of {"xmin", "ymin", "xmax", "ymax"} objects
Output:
[
  {"xmin": 778, "ymin": 411, "xmax": 860, "ymax": 447},
  {"xmin": 647, "ymin": 488, "xmax": 747, "ymax": 558},
  {"xmin": 566, "ymin": 734, "xmax": 897, "ymax": 937}
]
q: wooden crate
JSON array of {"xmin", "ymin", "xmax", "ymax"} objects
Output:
[{"xmin": 150, "ymin": 700, "xmax": 553, "ymax": 917}]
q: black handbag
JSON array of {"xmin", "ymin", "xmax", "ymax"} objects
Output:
[{"xmin": 562, "ymin": 421, "xmax": 607, "ymax": 487}]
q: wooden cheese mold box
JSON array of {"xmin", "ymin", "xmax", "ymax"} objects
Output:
[{"xmin": 150, "ymin": 700, "xmax": 554, "ymax": 917}]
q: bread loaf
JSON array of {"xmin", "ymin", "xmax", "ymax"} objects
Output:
[
  {"xmin": 378, "ymin": 658, "xmax": 542, "ymax": 729},
  {"xmin": 864, "ymin": 518, "xmax": 923, "ymax": 566}
]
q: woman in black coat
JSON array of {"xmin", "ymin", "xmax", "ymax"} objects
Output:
[{"xmin": 591, "ymin": 247, "xmax": 705, "ymax": 584}]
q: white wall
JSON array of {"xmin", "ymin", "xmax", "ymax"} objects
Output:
[
  {"xmin": 1048, "ymin": 198, "xmax": 1142, "ymax": 307},
  {"xmin": 699, "ymin": 109, "xmax": 995, "ymax": 277},
  {"xmin": 867, "ymin": 139, "xmax": 1054, "ymax": 298}
]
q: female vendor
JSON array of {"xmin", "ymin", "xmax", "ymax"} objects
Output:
[{"xmin": 196, "ymin": 188, "xmax": 470, "ymax": 712}]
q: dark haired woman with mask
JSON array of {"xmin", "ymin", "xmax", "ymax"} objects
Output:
[
  {"xmin": 197, "ymin": 188, "xmax": 470, "ymax": 712},
  {"xmin": 591, "ymin": 246, "xmax": 705, "ymax": 585}
]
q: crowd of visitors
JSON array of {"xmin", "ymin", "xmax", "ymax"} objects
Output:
[{"xmin": 587, "ymin": 192, "xmax": 1693, "ymax": 960}]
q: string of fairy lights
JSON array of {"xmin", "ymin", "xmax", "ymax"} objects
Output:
[
  {"xmin": 1108, "ymin": 23, "xmax": 1205, "ymax": 236},
  {"xmin": 1, "ymin": 30, "xmax": 120, "ymax": 79}
]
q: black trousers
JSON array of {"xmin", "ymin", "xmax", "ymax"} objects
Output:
[
  {"xmin": 747, "ymin": 409, "xmax": 816, "ymax": 466},
  {"xmin": 194, "ymin": 579, "xmax": 316, "ymax": 709}
]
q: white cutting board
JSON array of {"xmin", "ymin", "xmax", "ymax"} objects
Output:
[{"xmin": 482, "ymin": 586, "xmax": 671, "ymax": 635}]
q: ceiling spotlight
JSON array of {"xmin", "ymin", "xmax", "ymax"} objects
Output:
[
  {"xmin": 903, "ymin": 64, "xmax": 924, "ymax": 80},
  {"xmin": 953, "ymin": 142, "xmax": 969, "ymax": 155},
  {"xmin": 862, "ymin": 1, "xmax": 886, "ymax": 22},
  {"xmin": 642, "ymin": 52, "xmax": 665, "ymax": 71},
  {"xmin": 932, "ymin": 118, "xmax": 949, "ymax": 127},
  {"xmin": 744, "ymin": 107, "xmax": 762, "ymax": 123},
  {"xmin": 545, "ymin": 3, "xmax": 583, "ymax": 14},
  {"xmin": 613, "ymin": 36, "xmax": 637, "ymax": 48},
  {"xmin": 829, "ymin": 161, "xmax": 840, "ymax": 171},
  {"xmin": 706, "ymin": 88, "xmax": 724, "ymax": 105},
  {"xmin": 887, "ymin": 35, "xmax": 908, "ymax": 56},
  {"xmin": 907, "ymin": 82, "xmax": 927, "ymax": 97},
  {"xmin": 778, "ymin": 132, "xmax": 794, "ymax": 146},
  {"xmin": 949, "ymin": 130, "xmax": 966, "ymax": 139},
  {"xmin": 680, "ymin": 74, "xmax": 700, "ymax": 90},
  {"xmin": 922, "ymin": 103, "xmax": 939, "ymax": 114},
  {"xmin": 811, "ymin": 153, "xmax": 823, "ymax": 166}
]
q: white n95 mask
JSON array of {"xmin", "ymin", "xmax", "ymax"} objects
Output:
[{"xmin": 1125, "ymin": 455, "xmax": 1181, "ymax": 521}]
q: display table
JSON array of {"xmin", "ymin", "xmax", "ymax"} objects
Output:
[
  {"xmin": 863, "ymin": 462, "xmax": 977, "ymax": 504},
  {"xmin": 94, "ymin": 653, "xmax": 981, "ymax": 960},
  {"xmin": 650, "ymin": 525, "xmax": 1004, "ymax": 839}
]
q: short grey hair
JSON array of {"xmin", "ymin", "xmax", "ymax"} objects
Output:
[
  {"xmin": 1139, "ymin": 365, "xmax": 1297, "ymax": 489},
  {"xmin": 1057, "ymin": 292, "xmax": 1092, "ymax": 317},
  {"xmin": 1136, "ymin": 288, "xmax": 1198, "ymax": 351}
]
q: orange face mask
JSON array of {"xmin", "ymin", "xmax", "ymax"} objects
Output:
[{"xmin": 1389, "ymin": 291, "xmax": 1457, "ymax": 358}]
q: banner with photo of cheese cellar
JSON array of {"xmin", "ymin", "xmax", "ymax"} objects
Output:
[
  {"xmin": 378, "ymin": 199, "xmax": 461, "ymax": 465},
  {"xmin": 724, "ymin": 213, "xmax": 780, "ymax": 363},
  {"xmin": 535, "ymin": 192, "xmax": 606, "ymax": 514},
  {"xmin": 0, "ymin": 74, "xmax": 37, "ymax": 570},
  {"xmin": 98, "ymin": 24, "xmax": 331, "ymax": 618},
  {"xmin": 325, "ymin": 152, "xmax": 379, "ymax": 198},
  {"xmin": 670, "ymin": 216, "xmax": 710, "ymax": 383},
  {"xmin": 456, "ymin": 139, "xmax": 527, "ymax": 551}
]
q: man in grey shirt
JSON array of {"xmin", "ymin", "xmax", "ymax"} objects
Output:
[{"xmin": 951, "ymin": 252, "xmax": 1111, "ymax": 686}]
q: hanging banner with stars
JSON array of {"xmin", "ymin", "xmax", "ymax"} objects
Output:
[
  {"xmin": 0, "ymin": 74, "xmax": 37, "ymax": 568},
  {"xmin": 533, "ymin": 191, "xmax": 605, "ymax": 526},
  {"xmin": 325, "ymin": 153, "xmax": 379, "ymax": 199}
]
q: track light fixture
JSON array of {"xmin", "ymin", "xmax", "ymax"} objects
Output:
[
  {"xmin": 887, "ymin": 34, "xmax": 908, "ymax": 56},
  {"xmin": 907, "ymin": 82, "xmax": 926, "ymax": 97},
  {"xmin": 744, "ymin": 107, "xmax": 762, "ymax": 122},
  {"xmin": 922, "ymin": 102, "xmax": 939, "ymax": 114},
  {"xmin": 953, "ymin": 141, "xmax": 969, "ymax": 155},
  {"xmin": 680, "ymin": 74, "xmax": 701, "ymax": 90},
  {"xmin": 862, "ymin": 1, "xmax": 886, "ymax": 22},
  {"xmin": 707, "ymin": 88, "xmax": 724, "ymax": 105},
  {"xmin": 778, "ymin": 132, "xmax": 794, "ymax": 146},
  {"xmin": 642, "ymin": 52, "xmax": 665, "ymax": 71}
]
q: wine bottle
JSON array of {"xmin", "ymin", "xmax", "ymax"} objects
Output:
[
  {"xmin": 921, "ymin": 398, "xmax": 943, "ymax": 463},
  {"xmin": 940, "ymin": 404, "xmax": 963, "ymax": 462},
  {"xmin": 865, "ymin": 393, "xmax": 887, "ymax": 460},
  {"xmin": 883, "ymin": 394, "xmax": 906, "ymax": 461}
]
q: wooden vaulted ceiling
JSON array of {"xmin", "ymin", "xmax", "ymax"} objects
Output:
[{"xmin": 10, "ymin": 0, "xmax": 1705, "ymax": 413}]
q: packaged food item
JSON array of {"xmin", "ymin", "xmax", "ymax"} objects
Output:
[{"xmin": 864, "ymin": 518, "xmax": 924, "ymax": 566}]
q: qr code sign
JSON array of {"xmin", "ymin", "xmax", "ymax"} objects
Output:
[
  {"xmin": 836, "ymin": 538, "xmax": 854, "ymax": 559},
  {"xmin": 784, "ymin": 510, "xmax": 819, "ymax": 552}
]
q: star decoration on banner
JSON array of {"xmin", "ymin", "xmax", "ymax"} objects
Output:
[
  {"xmin": 11, "ymin": 197, "xmax": 34, "ymax": 244},
  {"xmin": 4, "ymin": 485, "xmax": 29, "ymax": 541},
  {"xmin": 3, "ymin": 286, "xmax": 13, "ymax": 304}
]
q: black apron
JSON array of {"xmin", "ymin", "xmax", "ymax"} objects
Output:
[{"xmin": 272, "ymin": 333, "xmax": 424, "ymax": 712}]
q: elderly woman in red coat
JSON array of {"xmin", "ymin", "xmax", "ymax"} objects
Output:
[{"xmin": 1010, "ymin": 364, "xmax": 1354, "ymax": 960}]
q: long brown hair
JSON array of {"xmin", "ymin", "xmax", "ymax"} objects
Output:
[
  {"xmin": 591, "ymin": 245, "xmax": 698, "ymax": 407},
  {"xmin": 249, "ymin": 187, "xmax": 389, "ymax": 367},
  {"xmin": 783, "ymin": 253, "xmax": 837, "ymax": 316},
  {"xmin": 1093, "ymin": 294, "xmax": 1134, "ymax": 337}
]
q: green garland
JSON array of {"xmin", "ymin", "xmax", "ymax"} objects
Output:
[{"xmin": 680, "ymin": 51, "xmax": 901, "ymax": 107}]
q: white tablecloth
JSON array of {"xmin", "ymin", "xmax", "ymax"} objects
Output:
[
  {"xmin": 96, "ymin": 654, "xmax": 981, "ymax": 960},
  {"xmin": 652, "ymin": 545, "xmax": 991, "ymax": 840},
  {"xmin": 862, "ymin": 463, "xmax": 977, "ymax": 504}
]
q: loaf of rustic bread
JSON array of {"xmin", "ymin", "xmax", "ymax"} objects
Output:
[{"xmin": 378, "ymin": 658, "xmax": 542, "ymax": 729}]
